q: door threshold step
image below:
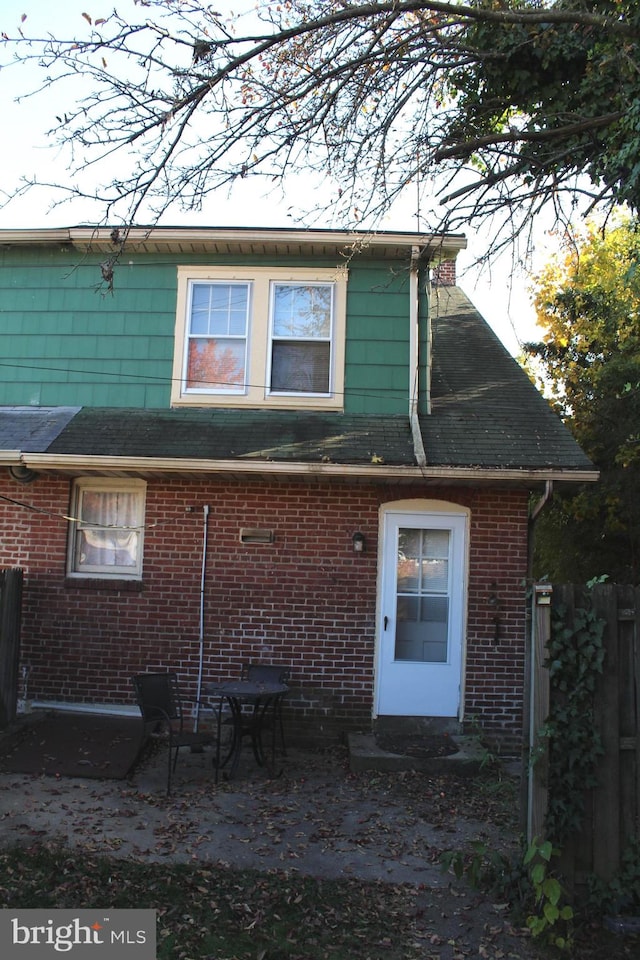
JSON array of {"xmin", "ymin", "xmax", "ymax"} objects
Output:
[{"xmin": 347, "ymin": 731, "xmax": 486, "ymax": 776}]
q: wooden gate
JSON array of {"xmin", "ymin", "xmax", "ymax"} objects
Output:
[
  {"xmin": 529, "ymin": 583, "xmax": 640, "ymax": 884},
  {"xmin": 0, "ymin": 567, "xmax": 23, "ymax": 728}
]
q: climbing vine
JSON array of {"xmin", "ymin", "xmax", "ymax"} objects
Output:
[{"xmin": 543, "ymin": 586, "xmax": 606, "ymax": 842}]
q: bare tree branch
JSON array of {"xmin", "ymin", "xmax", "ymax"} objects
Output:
[{"xmin": 1, "ymin": 0, "xmax": 639, "ymax": 265}]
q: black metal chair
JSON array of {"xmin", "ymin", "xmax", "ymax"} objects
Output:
[
  {"xmin": 132, "ymin": 672, "xmax": 214, "ymax": 795},
  {"xmin": 240, "ymin": 663, "xmax": 290, "ymax": 757}
]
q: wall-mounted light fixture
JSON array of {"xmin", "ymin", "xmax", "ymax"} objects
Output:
[{"xmin": 352, "ymin": 531, "xmax": 366, "ymax": 553}]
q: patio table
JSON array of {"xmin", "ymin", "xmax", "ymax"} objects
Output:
[{"xmin": 205, "ymin": 679, "xmax": 289, "ymax": 781}]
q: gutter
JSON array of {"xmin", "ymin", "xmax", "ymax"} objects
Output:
[
  {"xmin": 0, "ymin": 226, "xmax": 468, "ymax": 261},
  {"xmin": 409, "ymin": 246, "xmax": 427, "ymax": 467},
  {"xmin": 18, "ymin": 453, "xmax": 600, "ymax": 485}
]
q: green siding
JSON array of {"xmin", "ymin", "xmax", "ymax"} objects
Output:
[
  {"xmin": 344, "ymin": 263, "xmax": 412, "ymax": 414},
  {"xmin": 0, "ymin": 245, "xmax": 427, "ymax": 413}
]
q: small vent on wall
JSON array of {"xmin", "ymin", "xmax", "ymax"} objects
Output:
[{"xmin": 239, "ymin": 528, "xmax": 275, "ymax": 544}]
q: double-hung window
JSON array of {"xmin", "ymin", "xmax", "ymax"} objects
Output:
[
  {"xmin": 186, "ymin": 282, "xmax": 250, "ymax": 393},
  {"xmin": 67, "ymin": 478, "xmax": 146, "ymax": 580},
  {"xmin": 172, "ymin": 266, "xmax": 347, "ymax": 409},
  {"xmin": 269, "ymin": 282, "xmax": 333, "ymax": 394}
]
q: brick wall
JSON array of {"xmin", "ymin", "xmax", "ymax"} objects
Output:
[
  {"xmin": 431, "ymin": 259, "xmax": 456, "ymax": 286},
  {"xmin": 0, "ymin": 472, "xmax": 529, "ymax": 746}
]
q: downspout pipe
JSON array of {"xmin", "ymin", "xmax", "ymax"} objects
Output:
[
  {"xmin": 521, "ymin": 478, "xmax": 553, "ymax": 826},
  {"xmin": 527, "ymin": 479, "xmax": 553, "ymax": 580},
  {"xmin": 194, "ymin": 503, "xmax": 210, "ymax": 731},
  {"xmin": 409, "ymin": 245, "xmax": 427, "ymax": 467}
]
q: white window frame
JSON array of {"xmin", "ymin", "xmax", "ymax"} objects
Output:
[
  {"xmin": 184, "ymin": 280, "xmax": 251, "ymax": 395},
  {"xmin": 267, "ymin": 281, "xmax": 335, "ymax": 398},
  {"xmin": 172, "ymin": 266, "xmax": 347, "ymax": 409},
  {"xmin": 67, "ymin": 478, "xmax": 147, "ymax": 580}
]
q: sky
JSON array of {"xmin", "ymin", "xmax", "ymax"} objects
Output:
[{"xmin": 1, "ymin": 0, "xmax": 547, "ymax": 355}]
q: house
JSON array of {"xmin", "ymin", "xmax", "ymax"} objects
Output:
[{"xmin": 0, "ymin": 226, "xmax": 597, "ymax": 749}]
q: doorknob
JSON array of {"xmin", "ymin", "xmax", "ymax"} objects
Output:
[{"xmin": 383, "ymin": 615, "xmax": 389, "ymax": 630}]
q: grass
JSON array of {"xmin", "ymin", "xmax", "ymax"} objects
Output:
[{"xmin": 0, "ymin": 842, "xmax": 426, "ymax": 960}]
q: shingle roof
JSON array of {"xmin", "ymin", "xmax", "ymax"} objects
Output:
[
  {"xmin": 44, "ymin": 408, "xmax": 416, "ymax": 466},
  {"xmin": 0, "ymin": 407, "xmax": 79, "ymax": 452},
  {"xmin": 0, "ymin": 287, "xmax": 595, "ymax": 479},
  {"xmin": 423, "ymin": 287, "xmax": 594, "ymax": 470}
]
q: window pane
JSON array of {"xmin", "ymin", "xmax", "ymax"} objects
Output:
[
  {"xmin": 270, "ymin": 341, "xmax": 330, "ymax": 393},
  {"xmin": 423, "ymin": 530, "xmax": 449, "ymax": 559},
  {"xmin": 397, "ymin": 596, "xmax": 419, "ymax": 622},
  {"xmin": 72, "ymin": 485, "xmax": 145, "ymax": 578},
  {"xmin": 81, "ymin": 490, "xmax": 139, "ymax": 527},
  {"xmin": 190, "ymin": 283, "xmax": 248, "ymax": 337},
  {"xmin": 77, "ymin": 529, "xmax": 139, "ymax": 568},
  {"xmin": 421, "ymin": 558, "xmax": 449, "ymax": 593},
  {"xmin": 272, "ymin": 284, "xmax": 332, "ymax": 338},
  {"xmin": 187, "ymin": 339, "xmax": 246, "ymax": 391}
]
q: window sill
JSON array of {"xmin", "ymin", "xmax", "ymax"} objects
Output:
[
  {"xmin": 64, "ymin": 578, "xmax": 144, "ymax": 593},
  {"xmin": 170, "ymin": 394, "xmax": 344, "ymax": 411}
]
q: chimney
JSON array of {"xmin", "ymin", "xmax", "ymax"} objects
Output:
[{"xmin": 431, "ymin": 259, "xmax": 456, "ymax": 286}]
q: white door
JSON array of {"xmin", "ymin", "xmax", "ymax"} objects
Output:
[{"xmin": 375, "ymin": 510, "xmax": 467, "ymax": 717}]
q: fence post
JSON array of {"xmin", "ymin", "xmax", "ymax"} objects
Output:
[
  {"xmin": 528, "ymin": 583, "xmax": 552, "ymax": 844},
  {"xmin": 591, "ymin": 584, "xmax": 621, "ymax": 881},
  {"xmin": 0, "ymin": 568, "xmax": 23, "ymax": 728}
]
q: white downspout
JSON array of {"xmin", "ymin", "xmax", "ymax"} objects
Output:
[
  {"xmin": 410, "ymin": 246, "xmax": 427, "ymax": 466},
  {"xmin": 194, "ymin": 503, "xmax": 210, "ymax": 731}
]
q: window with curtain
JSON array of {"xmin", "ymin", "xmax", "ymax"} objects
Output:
[{"xmin": 67, "ymin": 479, "xmax": 146, "ymax": 579}]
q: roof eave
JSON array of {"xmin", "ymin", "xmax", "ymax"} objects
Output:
[
  {"xmin": 17, "ymin": 453, "xmax": 599, "ymax": 486},
  {"xmin": 0, "ymin": 226, "xmax": 467, "ymax": 260}
]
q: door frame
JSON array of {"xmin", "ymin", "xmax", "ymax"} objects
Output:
[{"xmin": 373, "ymin": 498, "xmax": 470, "ymax": 719}]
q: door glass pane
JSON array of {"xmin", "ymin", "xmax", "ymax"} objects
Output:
[{"xmin": 395, "ymin": 527, "xmax": 450, "ymax": 662}]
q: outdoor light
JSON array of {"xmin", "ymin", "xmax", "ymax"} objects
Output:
[{"xmin": 352, "ymin": 531, "xmax": 366, "ymax": 553}]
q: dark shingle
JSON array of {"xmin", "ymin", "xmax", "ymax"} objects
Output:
[
  {"xmin": 0, "ymin": 406, "xmax": 79, "ymax": 452},
  {"xmin": 45, "ymin": 408, "xmax": 416, "ymax": 466},
  {"xmin": 422, "ymin": 287, "xmax": 593, "ymax": 470}
]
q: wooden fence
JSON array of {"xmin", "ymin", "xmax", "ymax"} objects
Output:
[
  {"xmin": 0, "ymin": 568, "xmax": 23, "ymax": 728},
  {"xmin": 529, "ymin": 583, "xmax": 640, "ymax": 885}
]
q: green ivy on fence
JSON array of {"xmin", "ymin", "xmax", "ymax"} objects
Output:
[{"xmin": 543, "ymin": 584, "xmax": 606, "ymax": 843}]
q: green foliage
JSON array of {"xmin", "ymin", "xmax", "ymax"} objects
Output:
[
  {"xmin": 524, "ymin": 838, "xmax": 574, "ymax": 950},
  {"xmin": 529, "ymin": 214, "xmax": 640, "ymax": 583},
  {"xmin": 586, "ymin": 837, "xmax": 640, "ymax": 917},
  {"xmin": 543, "ymin": 593, "xmax": 606, "ymax": 842},
  {"xmin": 444, "ymin": 1, "xmax": 640, "ymax": 210},
  {"xmin": 440, "ymin": 837, "xmax": 574, "ymax": 949},
  {"xmin": 440, "ymin": 840, "xmax": 517, "ymax": 895}
]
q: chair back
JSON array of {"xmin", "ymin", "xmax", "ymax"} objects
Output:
[
  {"xmin": 132, "ymin": 672, "xmax": 182, "ymax": 724},
  {"xmin": 242, "ymin": 663, "xmax": 290, "ymax": 684}
]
